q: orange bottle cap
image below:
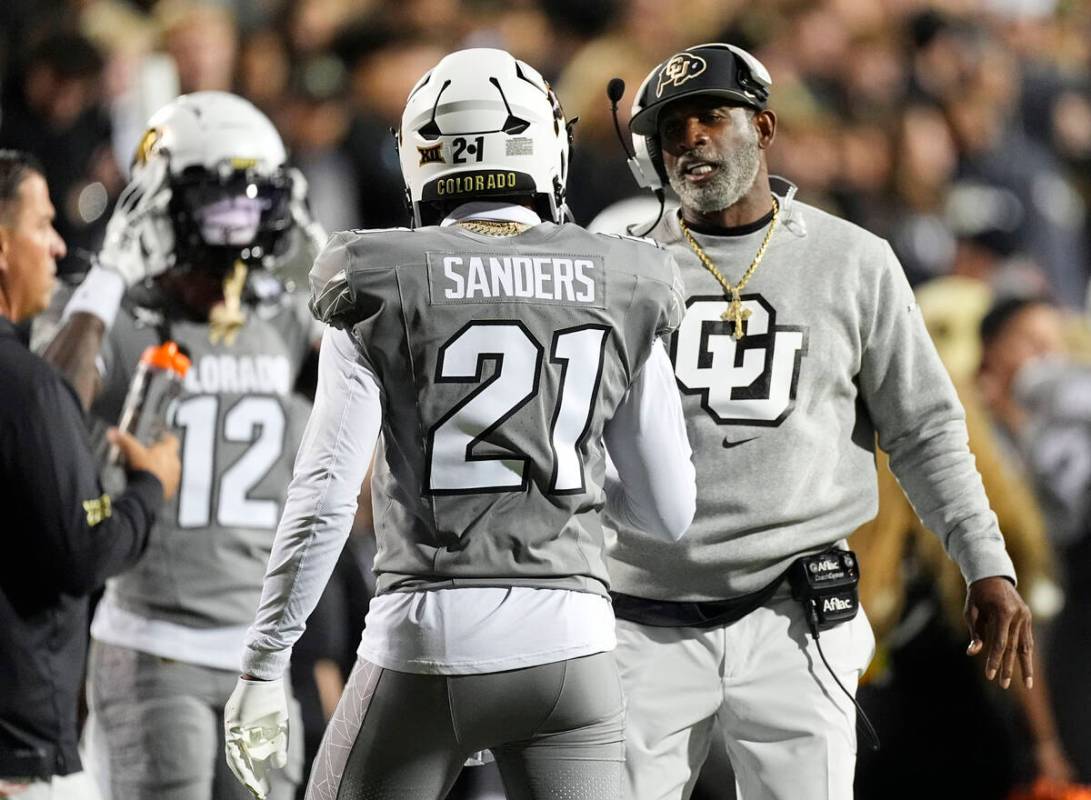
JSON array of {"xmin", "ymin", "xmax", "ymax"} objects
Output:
[{"xmin": 140, "ymin": 342, "xmax": 191, "ymax": 377}]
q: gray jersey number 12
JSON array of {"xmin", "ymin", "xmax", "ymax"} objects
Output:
[{"xmin": 174, "ymin": 396, "xmax": 285, "ymax": 529}]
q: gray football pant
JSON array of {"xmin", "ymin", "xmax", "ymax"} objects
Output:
[
  {"xmin": 305, "ymin": 652, "xmax": 625, "ymax": 800},
  {"xmin": 86, "ymin": 641, "xmax": 304, "ymax": 800}
]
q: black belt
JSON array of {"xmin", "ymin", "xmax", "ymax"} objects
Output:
[
  {"xmin": 610, "ymin": 575, "xmax": 783, "ymax": 629},
  {"xmin": 611, "ymin": 547, "xmax": 860, "ymax": 630}
]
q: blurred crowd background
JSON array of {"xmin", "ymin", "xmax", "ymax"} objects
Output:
[{"xmin": 3, "ymin": 1, "xmax": 1091, "ymax": 799}]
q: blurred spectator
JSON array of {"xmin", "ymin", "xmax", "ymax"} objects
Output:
[
  {"xmin": 0, "ymin": 30, "xmax": 117, "ymax": 278},
  {"xmin": 1018, "ymin": 357, "xmax": 1091, "ymax": 781},
  {"xmin": 385, "ymin": 0, "xmax": 464, "ymax": 42},
  {"xmin": 926, "ymin": 18, "xmax": 1089, "ymax": 308},
  {"xmin": 979, "ymin": 295, "xmax": 1091, "ymax": 782},
  {"xmin": 80, "ymin": 1, "xmax": 176, "ymax": 183},
  {"xmin": 237, "ymin": 27, "xmax": 291, "ymax": 113},
  {"xmin": 535, "ymin": 0, "xmax": 621, "ymax": 78},
  {"xmin": 340, "ymin": 27, "xmax": 445, "ymax": 228},
  {"xmin": 0, "ymin": 1, "xmax": 67, "ymax": 93},
  {"xmin": 787, "ymin": 3, "xmax": 853, "ymax": 111},
  {"xmin": 284, "ymin": 0, "xmax": 369, "ymax": 59},
  {"xmin": 884, "ymin": 103, "xmax": 960, "ymax": 285},
  {"xmin": 616, "ymin": 0, "xmax": 733, "ymax": 58},
  {"xmin": 556, "ymin": 36, "xmax": 651, "ymax": 224},
  {"xmin": 459, "ymin": 2, "xmax": 557, "ymax": 80},
  {"xmin": 840, "ymin": 28, "xmax": 908, "ymax": 119},
  {"xmin": 978, "ymin": 296, "xmax": 1068, "ymax": 452},
  {"xmin": 279, "ymin": 57, "xmax": 361, "ymax": 234},
  {"xmin": 850, "ymin": 289, "xmax": 1078, "ymax": 798},
  {"xmin": 157, "ymin": 0, "xmax": 238, "ymax": 94}
]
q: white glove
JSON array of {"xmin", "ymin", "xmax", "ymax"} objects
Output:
[
  {"xmin": 98, "ymin": 158, "xmax": 174, "ymax": 287},
  {"xmin": 286, "ymin": 167, "xmax": 327, "ymax": 260},
  {"xmin": 224, "ymin": 677, "xmax": 289, "ymax": 800}
]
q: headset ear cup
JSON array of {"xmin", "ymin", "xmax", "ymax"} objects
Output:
[{"xmin": 646, "ymin": 136, "xmax": 668, "ymax": 186}]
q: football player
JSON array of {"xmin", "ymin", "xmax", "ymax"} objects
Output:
[
  {"xmin": 42, "ymin": 92, "xmax": 325, "ymax": 800},
  {"xmin": 222, "ymin": 48, "xmax": 696, "ymax": 800}
]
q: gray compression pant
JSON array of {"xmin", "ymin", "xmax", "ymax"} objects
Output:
[
  {"xmin": 86, "ymin": 641, "xmax": 303, "ymax": 800},
  {"xmin": 305, "ymin": 652, "xmax": 625, "ymax": 800}
]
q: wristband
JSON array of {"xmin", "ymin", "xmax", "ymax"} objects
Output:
[{"xmin": 62, "ymin": 266, "xmax": 126, "ymax": 329}]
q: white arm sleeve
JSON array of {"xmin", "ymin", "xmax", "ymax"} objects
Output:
[
  {"xmin": 241, "ymin": 326, "xmax": 382, "ymax": 679},
  {"xmin": 604, "ymin": 339, "xmax": 696, "ymax": 541}
]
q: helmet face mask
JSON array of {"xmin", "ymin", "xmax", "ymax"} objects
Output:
[
  {"xmin": 629, "ymin": 43, "xmax": 772, "ymax": 191},
  {"xmin": 399, "ymin": 48, "xmax": 572, "ymax": 226},
  {"xmin": 168, "ymin": 163, "xmax": 294, "ymax": 275}
]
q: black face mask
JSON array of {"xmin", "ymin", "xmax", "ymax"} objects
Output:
[{"xmin": 168, "ymin": 167, "xmax": 294, "ymax": 277}]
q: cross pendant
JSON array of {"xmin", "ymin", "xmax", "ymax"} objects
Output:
[{"xmin": 721, "ymin": 296, "xmax": 751, "ymax": 340}]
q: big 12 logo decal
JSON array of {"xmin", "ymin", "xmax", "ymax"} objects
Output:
[{"xmin": 671, "ymin": 295, "xmax": 807, "ymax": 426}]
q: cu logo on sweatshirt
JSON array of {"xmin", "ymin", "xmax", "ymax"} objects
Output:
[{"xmin": 671, "ymin": 295, "xmax": 807, "ymax": 426}]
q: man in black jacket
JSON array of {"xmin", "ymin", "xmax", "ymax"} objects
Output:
[{"xmin": 0, "ymin": 149, "xmax": 179, "ymax": 799}]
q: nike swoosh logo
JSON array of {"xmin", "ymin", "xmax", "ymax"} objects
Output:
[{"xmin": 722, "ymin": 437, "xmax": 757, "ymax": 449}]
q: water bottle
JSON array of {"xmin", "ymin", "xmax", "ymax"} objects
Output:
[{"xmin": 110, "ymin": 341, "xmax": 190, "ymax": 463}]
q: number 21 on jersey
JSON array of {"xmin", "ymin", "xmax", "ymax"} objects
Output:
[{"xmin": 426, "ymin": 321, "xmax": 609, "ymax": 495}]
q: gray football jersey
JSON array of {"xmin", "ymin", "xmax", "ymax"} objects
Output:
[
  {"xmin": 95, "ymin": 294, "xmax": 314, "ymax": 628},
  {"xmin": 311, "ymin": 222, "xmax": 683, "ymax": 597}
]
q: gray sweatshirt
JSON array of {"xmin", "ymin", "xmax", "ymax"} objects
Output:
[{"xmin": 606, "ymin": 187, "xmax": 1016, "ymax": 601}]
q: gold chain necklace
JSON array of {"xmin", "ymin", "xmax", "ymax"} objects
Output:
[
  {"xmin": 678, "ymin": 196, "xmax": 780, "ymax": 340},
  {"xmin": 455, "ymin": 219, "xmax": 530, "ymax": 237},
  {"xmin": 208, "ymin": 260, "xmax": 248, "ymax": 345}
]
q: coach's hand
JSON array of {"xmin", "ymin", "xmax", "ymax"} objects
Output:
[
  {"xmin": 965, "ymin": 576, "xmax": 1034, "ymax": 689},
  {"xmin": 109, "ymin": 429, "xmax": 181, "ymax": 501},
  {"xmin": 224, "ymin": 676, "xmax": 289, "ymax": 800}
]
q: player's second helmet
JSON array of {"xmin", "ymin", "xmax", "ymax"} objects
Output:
[
  {"xmin": 133, "ymin": 91, "xmax": 295, "ymax": 281},
  {"xmin": 628, "ymin": 43, "xmax": 772, "ymax": 191},
  {"xmin": 398, "ymin": 48, "xmax": 572, "ymax": 227}
]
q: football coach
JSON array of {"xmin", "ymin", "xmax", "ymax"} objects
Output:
[{"xmin": 0, "ymin": 149, "xmax": 179, "ymax": 799}]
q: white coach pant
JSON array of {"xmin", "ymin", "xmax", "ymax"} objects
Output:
[{"xmin": 616, "ymin": 591, "xmax": 875, "ymax": 800}]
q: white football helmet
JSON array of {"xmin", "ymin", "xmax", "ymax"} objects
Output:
[
  {"xmin": 132, "ymin": 91, "xmax": 299, "ymax": 278},
  {"xmin": 398, "ymin": 48, "xmax": 572, "ymax": 226}
]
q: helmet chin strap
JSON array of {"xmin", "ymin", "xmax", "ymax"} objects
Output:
[{"xmin": 209, "ymin": 260, "xmax": 248, "ymax": 345}]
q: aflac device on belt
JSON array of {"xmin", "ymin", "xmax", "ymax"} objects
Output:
[
  {"xmin": 111, "ymin": 341, "xmax": 190, "ymax": 462},
  {"xmin": 787, "ymin": 548, "xmax": 860, "ymax": 632},
  {"xmin": 786, "ymin": 548, "xmax": 879, "ymax": 751}
]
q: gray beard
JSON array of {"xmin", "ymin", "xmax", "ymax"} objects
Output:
[{"xmin": 667, "ymin": 136, "xmax": 761, "ymax": 214}]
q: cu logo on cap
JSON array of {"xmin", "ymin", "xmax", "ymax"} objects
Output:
[{"xmin": 656, "ymin": 53, "xmax": 707, "ymax": 98}]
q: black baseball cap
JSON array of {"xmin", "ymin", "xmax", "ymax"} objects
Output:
[{"xmin": 630, "ymin": 43, "xmax": 772, "ymax": 136}]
